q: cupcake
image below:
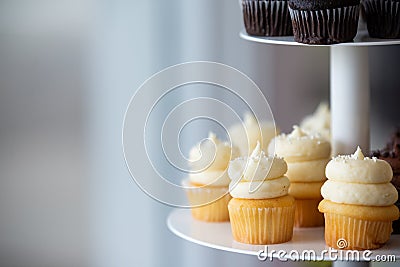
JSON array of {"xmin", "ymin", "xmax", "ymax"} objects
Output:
[
  {"xmin": 371, "ymin": 129, "xmax": 400, "ymax": 234},
  {"xmin": 288, "ymin": 0, "xmax": 361, "ymax": 44},
  {"xmin": 228, "ymin": 142, "xmax": 295, "ymax": 244},
  {"xmin": 300, "ymin": 102, "xmax": 331, "ymax": 141},
  {"xmin": 183, "ymin": 132, "xmax": 239, "ymax": 222},
  {"xmin": 268, "ymin": 126, "xmax": 331, "ymax": 227},
  {"xmin": 362, "ymin": 0, "xmax": 400, "ymax": 38},
  {"xmin": 319, "ymin": 147, "xmax": 400, "ymax": 250},
  {"xmin": 242, "ymin": 0, "xmax": 293, "ymax": 36},
  {"xmin": 229, "ymin": 112, "xmax": 278, "ymax": 157}
]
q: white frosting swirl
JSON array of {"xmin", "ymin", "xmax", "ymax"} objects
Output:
[
  {"xmin": 326, "ymin": 147, "xmax": 393, "ymax": 184},
  {"xmin": 229, "ymin": 177, "xmax": 290, "ymax": 199},
  {"xmin": 228, "ymin": 142, "xmax": 289, "ymax": 199},
  {"xmin": 189, "ymin": 132, "xmax": 238, "ymax": 186},
  {"xmin": 268, "ymin": 126, "xmax": 331, "ymax": 162},
  {"xmin": 321, "ymin": 180, "xmax": 398, "ymax": 206},
  {"xmin": 228, "ymin": 142, "xmax": 287, "ymax": 184},
  {"xmin": 286, "ymin": 158, "xmax": 329, "ymax": 182},
  {"xmin": 228, "ymin": 112, "xmax": 278, "ymax": 156},
  {"xmin": 322, "ymin": 147, "xmax": 398, "ymax": 206},
  {"xmin": 189, "ymin": 132, "xmax": 239, "ymax": 171}
]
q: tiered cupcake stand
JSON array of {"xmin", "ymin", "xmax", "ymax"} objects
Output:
[{"xmin": 167, "ymin": 30, "xmax": 400, "ymax": 266}]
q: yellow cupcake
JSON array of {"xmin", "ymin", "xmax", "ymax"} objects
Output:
[
  {"xmin": 183, "ymin": 132, "xmax": 238, "ymax": 222},
  {"xmin": 269, "ymin": 126, "xmax": 331, "ymax": 227},
  {"xmin": 319, "ymin": 147, "xmax": 400, "ymax": 250},
  {"xmin": 184, "ymin": 180, "xmax": 232, "ymax": 222},
  {"xmin": 228, "ymin": 142, "xmax": 295, "ymax": 244},
  {"xmin": 229, "ymin": 196, "xmax": 295, "ymax": 244}
]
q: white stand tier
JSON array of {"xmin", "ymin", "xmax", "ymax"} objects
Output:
[
  {"xmin": 239, "ymin": 30, "xmax": 400, "ymax": 47},
  {"xmin": 168, "ymin": 209, "xmax": 400, "ymax": 261},
  {"xmin": 240, "ymin": 30, "xmax": 400, "ymax": 155}
]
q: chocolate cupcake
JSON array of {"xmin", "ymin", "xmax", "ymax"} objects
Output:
[
  {"xmin": 288, "ymin": 0, "xmax": 361, "ymax": 44},
  {"xmin": 362, "ymin": 0, "xmax": 400, "ymax": 38},
  {"xmin": 242, "ymin": 0, "xmax": 293, "ymax": 36},
  {"xmin": 371, "ymin": 129, "xmax": 400, "ymax": 234}
]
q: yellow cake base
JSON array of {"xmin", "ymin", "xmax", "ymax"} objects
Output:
[
  {"xmin": 228, "ymin": 196, "xmax": 295, "ymax": 244},
  {"xmin": 185, "ymin": 182, "xmax": 231, "ymax": 222},
  {"xmin": 324, "ymin": 212, "xmax": 393, "ymax": 250},
  {"xmin": 294, "ymin": 198, "xmax": 324, "ymax": 227},
  {"xmin": 319, "ymin": 200, "xmax": 400, "ymax": 250}
]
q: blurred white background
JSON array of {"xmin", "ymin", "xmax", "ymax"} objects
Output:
[{"xmin": 0, "ymin": 0, "xmax": 399, "ymax": 267}]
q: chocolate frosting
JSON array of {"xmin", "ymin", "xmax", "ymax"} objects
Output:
[
  {"xmin": 371, "ymin": 129, "xmax": 400, "ymax": 234},
  {"xmin": 371, "ymin": 129, "xmax": 400, "ymax": 190}
]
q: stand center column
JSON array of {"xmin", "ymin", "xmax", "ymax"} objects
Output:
[{"xmin": 330, "ymin": 46, "xmax": 370, "ymax": 156}]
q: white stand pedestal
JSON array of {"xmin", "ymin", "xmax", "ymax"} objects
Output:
[{"xmin": 330, "ymin": 47, "xmax": 370, "ymax": 155}]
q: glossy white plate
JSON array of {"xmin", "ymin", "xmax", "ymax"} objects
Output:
[{"xmin": 168, "ymin": 209, "xmax": 400, "ymax": 261}]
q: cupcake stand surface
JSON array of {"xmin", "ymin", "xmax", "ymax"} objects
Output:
[
  {"xmin": 168, "ymin": 31, "xmax": 400, "ymax": 266},
  {"xmin": 168, "ymin": 209, "xmax": 400, "ymax": 264}
]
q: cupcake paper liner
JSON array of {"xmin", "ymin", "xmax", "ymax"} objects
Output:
[
  {"xmin": 228, "ymin": 200, "xmax": 295, "ymax": 244},
  {"xmin": 294, "ymin": 198, "xmax": 325, "ymax": 227},
  {"xmin": 362, "ymin": 0, "xmax": 400, "ymax": 38},
  {"xmin": 243, "ymin": 0, "xmax": 293, "ymax": 36},
  {"xmin": 289, "ymin": 5, "xmax": 360, "ymax": 44},
  {"xmin": 184, "ymin": 184, "xmax": 231, "ymax": 222},
  {"xmin": 324, "ymin": 212, "xmax": 393, "ymax": 250}
]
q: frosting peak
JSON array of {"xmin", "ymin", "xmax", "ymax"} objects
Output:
[
  {"xmin": 352, "ymin": 146, "xmax": 365, "ymax": 160},
  {"xmin": 207, "ymin": 132, "xmax": 217, "ymax": 143},
  {"xmin": 244, "ymin": 112, "xmax": 257, "ymax": 125},
  {"xmin": 189, "ymin": 132, "xmax": 238, "ymax": 172},
  {"xmin": 250, "ymin": 141, "xmax": 262, "ymax": 159},
  {"xmin": 288, "ymin": 125, "xmax": 307, "ymax": 138},
  {"xmin": 313, "ymin": 102, "xmax": 330, "ymax": 124},
  {"xmin": 300, "ymin": 102, "xmax": 331, "ymax": 141}
]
